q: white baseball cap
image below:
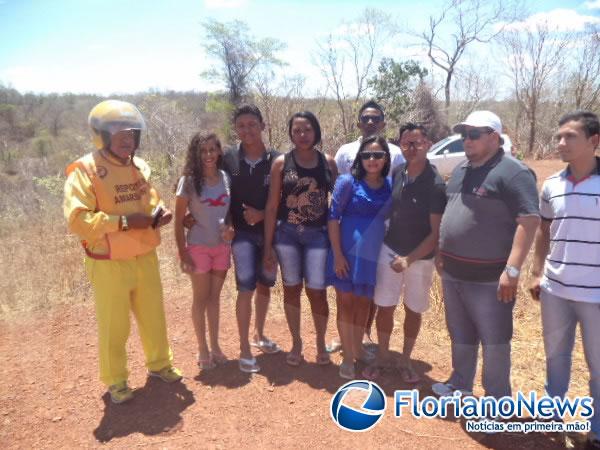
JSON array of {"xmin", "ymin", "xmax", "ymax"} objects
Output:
[{"xmin": 453, "ymin": 110, "xmax": 502, "ymax": 134}]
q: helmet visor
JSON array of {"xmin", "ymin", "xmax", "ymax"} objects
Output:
[{"xmin": 89, "ymin": 100, "xmax": 146, "ymax": 134}]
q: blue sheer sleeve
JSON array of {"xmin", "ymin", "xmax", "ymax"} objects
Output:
[
  {"xmin": 328, "ymin": 174, "xmax": 355, "ymax": 221},
  {"xmin": 379, "ymin": 178, "xmax": 393, "ymax": 219}
]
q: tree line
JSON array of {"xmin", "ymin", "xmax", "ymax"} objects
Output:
[{"xmin": 201, "ymin": 0, "xmax": 600, "ymax": 157}]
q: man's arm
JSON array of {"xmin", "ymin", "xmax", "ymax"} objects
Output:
[
  {"xmin": 392, "ymin": 214, "xmax": 442, "ymax": 272},
  {"xmin": 497, "ymin": 215, "xmax": 540, "ymax": 302},
  {"xmin": 263, "ymin": 156, "xmax": 284, "ymax": 271},
  {"xmin": 528, "ymin": 219, "xmax": 551, "ymax": 300},
  {"xmin": 497, "ymin": 168, "xmax": 541, "ymax": 302},
  {"xmin": 64, "ymin": 168, "xmax": 121, "ymax": 241}
]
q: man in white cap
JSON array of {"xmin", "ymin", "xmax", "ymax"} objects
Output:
[{"xmin": 432, "ymin": 110, "xmax": 540, "ymax": 400}]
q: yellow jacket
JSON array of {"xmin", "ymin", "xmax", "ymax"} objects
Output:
[{"xmin": 64, "ymin": 150, "xmax": 163, "ymax": 260}]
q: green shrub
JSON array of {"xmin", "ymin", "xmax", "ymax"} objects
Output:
[
  {"xmin": 32, "ymin": 135, "xmax": 53, "ymax": 158},
  {"xmin": 33, "ymin": 174, "xmax": 64, "ymax": 197}
]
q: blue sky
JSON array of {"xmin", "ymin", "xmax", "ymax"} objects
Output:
[{"xmin": 0, "ymin": 0, "xmax": 598, "ymax": 95}]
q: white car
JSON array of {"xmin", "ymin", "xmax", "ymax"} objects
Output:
[{"xmin": 427, "ymin": 134, "xmax": 514, "ymax": 178}]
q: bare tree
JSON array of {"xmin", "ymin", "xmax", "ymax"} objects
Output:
[
  {"xmin": 315, "ymin": 35, "xmax": 350, "ymax": 136},
  {"xmin": 451, "ymin": 64, "xmax": 497, "ymax": 120},
  {"xmin": 253, "ymin": 70, "xmax": 306, "ymax": 150},
  {"xmin": 501, "ymin": 23, "xmax": 571, "ymax": 157},
  {"xmin": 201, "ymin": 19, "xmax": 286, "ymax": 106},
  {"xmin": 138, "ymin": 96, "xmax": 203, "ymax": 181},
  {"xmin": 570, "ymin": 25, "xmax": 600, "ymax": 110},
  {"xmin": 418, "ymin": 0, "xmax": 518, "ymax": 114},
  {"xmin": 314, "ymin": 8, "xmax": 396, "ymax": 138},
  {"xmin": 408, "ymin": 82, "xmax": 450, "ymax": 143}
]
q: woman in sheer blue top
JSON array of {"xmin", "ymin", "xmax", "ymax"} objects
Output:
[{"xmin": 327, "ymin": 135, "xmax": 392, "ymax": 379}]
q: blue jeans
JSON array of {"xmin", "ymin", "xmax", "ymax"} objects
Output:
[
  {"xmin": 274, "ymin": 221, "xmax": 329, "ymax": 290},
  {"xmin": 442, "ymin": 273, "xmax": 515, "ymax": 398},
  {"xmin": 541, "ymin": 290, "xmax": 600, "ymax": 434},
  {"xmin": 231, "ymin": 230, "xmax": 277, "ymax": 292}
]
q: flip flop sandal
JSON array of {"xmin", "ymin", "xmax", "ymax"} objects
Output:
[
  {"xmin": 285, "ymin": 352, "xmax": 304, "ymax": 367},
  {"xmin": 362, "ymin": 364, "xmax": 381, "ymax": 381},
  {"xmin": 251, "ymin": 338, "xmax": 281, "ymax": 354},
  {"xmin": 326, "ymin": 340, "xmax": 343, "ymax": 353},
  {"xmin": 239, "ymin": 357, "xmax": 260, "ymax": 373},
  {"xmin": 210, "ymin": 351, "xmax": 229, "ymax": 365},
  {"xmin": 198, "ymin": 357, "xmax": 216, "ymax": 370},
  {"xmin": 339, "ymin": 362, "xmax": 355, "ymax": 380},
  {"xmin": 400, "ymin": 366, "xmax": 421, "ymax": 384},
  {"xmin": 316, "ymin": 353, "xmax": 332, "ymax": 366}
]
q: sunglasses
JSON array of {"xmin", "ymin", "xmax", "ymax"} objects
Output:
[
  {"xmin": 360, "ymin": 151, "xmax": 386, "ymax": 161},
  {"xmin": 460, "ymin": 128, "xmax": 494, "ymax": 141},
  {"xmin": 359, "ymin": 115, "xmax": 383, "ymax": 124},
  {"xmin": 404, "ymin": 141, "xmax": 424, "ymax": 149}
]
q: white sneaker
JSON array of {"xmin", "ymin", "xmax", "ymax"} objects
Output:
[{"xmin": 431, "ymin": 382, "xmax": 473, "ymax": 397}]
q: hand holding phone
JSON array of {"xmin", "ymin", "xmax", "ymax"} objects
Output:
[{"xmin": 151, "ymin": 206, "xmax": 165, "ymax": 229}]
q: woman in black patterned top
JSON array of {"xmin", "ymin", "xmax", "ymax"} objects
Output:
[{"xmin": 263, "ymin": 111, "xmax": 338, "ymax": 367}]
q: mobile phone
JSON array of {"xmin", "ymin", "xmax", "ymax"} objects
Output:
[{"xmin": 151, "ymin": 206, "xmax": 164, "ymax": 229}]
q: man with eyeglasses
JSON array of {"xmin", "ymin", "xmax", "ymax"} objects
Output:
[
  {"xmin": 433, "ymin": 110, "xmax": 540, "ymax": 400},
  {"xmin": 330, "ymin": 100, "xmax": 405, "ymax": 354},
  {"xmin": 365, "ymin": 123, "xmax": 446, "ymax": 383}
]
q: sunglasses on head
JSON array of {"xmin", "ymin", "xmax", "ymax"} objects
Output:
[
  {"xmin": 360, "ymin": 151, "xmax": 386, "ymax": 161},
  {"xmin": 360, "ymin": 115, "xmax": 383, "ymax": 124},
  {"xmin": 460, "ymin": 128, "xmax": 494, "ymax": 141}
]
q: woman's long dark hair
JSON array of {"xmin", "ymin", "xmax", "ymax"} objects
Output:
[
  {"xmin": 350, "ymin": 135, "xmax": 391, "ymax": 179},
  {"xmin": 183, "ymin": 132, "xmax": 222, "ymax": 196}
]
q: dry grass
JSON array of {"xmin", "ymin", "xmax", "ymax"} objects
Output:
[{"xmin": 0, "ymin": 158, "xmax": 589, "ymax": 402}]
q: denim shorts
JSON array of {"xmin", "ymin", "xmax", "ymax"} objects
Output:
[
  {"xmin": 231, "ymin": 230, "xmax": 277, "ymax": 292},
  {"xmin": 274, "ymin": 221, "xmax": 329, "ymax": 290}
]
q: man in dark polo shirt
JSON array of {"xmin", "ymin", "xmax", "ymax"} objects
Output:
[
  {"xmin": 433, "ymin": 110, "xmax": 540, "ymax": 399},
  {"xmin": 222, "ymin": 104, "xmax": 281, "ymax": 373},
  {"xmin": 365, "ymin": 123, "xmax": 446, "ymax": 383}
]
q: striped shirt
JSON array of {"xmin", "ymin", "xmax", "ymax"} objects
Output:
[{"xmin": 540, "ymin": 157, "xmax": 600, "ymax": 303}]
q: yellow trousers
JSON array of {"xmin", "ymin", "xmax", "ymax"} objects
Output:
[{"xmin": 85, "ymin": 250, "xmax": 173, "ymax": 386}]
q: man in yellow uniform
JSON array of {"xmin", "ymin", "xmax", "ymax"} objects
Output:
[{"xmin": 64, "ymin": 100, "xmax": 182, "ymax": 404}]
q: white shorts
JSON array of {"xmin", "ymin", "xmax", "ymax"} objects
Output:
[{"xmin": 373, "ymin": 243, "xmax": 435, "ymax": 312}]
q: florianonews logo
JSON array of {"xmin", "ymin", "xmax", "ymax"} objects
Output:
[{"xmin": 330, "ymin": 380, "xmax": 387, "ymax": 432}]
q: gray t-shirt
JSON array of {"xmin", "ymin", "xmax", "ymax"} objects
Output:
[
  {"xmin": 439, "ymin": 150, "xmax": 539, "ymax": 282},
  {"xmin": 176, "ymin": 170, "xmax": 231, "ymax": 247}
]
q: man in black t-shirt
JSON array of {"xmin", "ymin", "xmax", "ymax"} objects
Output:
[
  {"xmin": 222, "ymin": 105, "xmax": 281, "ymax": 374},
  {"xmin": 365, "ymin": 123, "xmax": 446, "ymax": 382}
]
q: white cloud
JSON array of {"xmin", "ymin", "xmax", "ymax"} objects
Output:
[
  {"xmin": 583, "ymin": 0, "xmax": 600, "ymax": 10},
  {"xmin": 504, "ymin": 9, "xmax": 600, "ymax": 32},
  {"xmin": 204, "ymin": 0, "xmax": 248, "ymax": 9}
]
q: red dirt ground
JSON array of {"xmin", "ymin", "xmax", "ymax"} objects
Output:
[
  {"xmin": 0, "ymin": 159, "xmax": 582, "ymax": 449},
  {"xmin": 0, "ymin": 295, "xmax": 574, "ymax": 449}
]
